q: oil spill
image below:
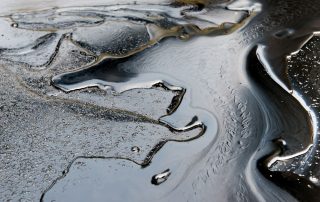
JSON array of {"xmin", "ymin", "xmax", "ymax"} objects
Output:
[{"xmin": 2, "ymin": 0, "xmax": 320, "ymax": 201}]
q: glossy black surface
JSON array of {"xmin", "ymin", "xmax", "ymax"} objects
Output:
[{"xmin": 1, "ymin": 0, "xmax": 320, "ymax": 201}]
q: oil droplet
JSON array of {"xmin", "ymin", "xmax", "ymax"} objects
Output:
[
  {"xmin": 309, "ymin": 176, "xmax": 319, "ymax": 184},
  {"xmin": 131, "ymin": 146, "xmax": 140, "ymax": 153},
  {"xmin": 11, "ymin": 23, "xmax": 18, "ymax": 28},
  {"xmin": 151, "ymin": 169, "xmax": 171, "ymax": 185}
]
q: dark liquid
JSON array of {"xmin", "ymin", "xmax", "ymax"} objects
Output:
[{"xmin": 1, "ymin": 0, "xmax": 320, "ymax": 201}]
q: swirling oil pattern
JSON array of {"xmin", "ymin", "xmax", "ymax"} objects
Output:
[{"xmin": 1, "ymin": 0, "xmax": 320, "ymax": 201}]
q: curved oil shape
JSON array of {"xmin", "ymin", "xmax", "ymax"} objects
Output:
[
  {"xmin": 257, "ymin": 32, "xmax": 320, "ymax": 158},
  {"xmin": 256, "ymin": 44, "xmax": 316, "ymax": 159},
  {"xmin": 246, "ymin": 45, "xmax": 315, "ymax": 201},
  {"xmin": 233, "ymin": 0, "xmax": 320, "ymax": 200}
]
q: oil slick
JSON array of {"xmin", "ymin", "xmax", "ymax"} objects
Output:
[{"xmin": 2, "ymin": 0, "xmax": 320, "ymax": 201}]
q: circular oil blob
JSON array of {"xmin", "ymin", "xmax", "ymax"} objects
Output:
[{"xmin": 131, "ymin": 146, "xmax": 140, "ymax": 153}]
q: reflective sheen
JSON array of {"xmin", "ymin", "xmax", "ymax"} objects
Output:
[{"xmin": 1, "ymin": 0, "xmax": 320, "ymax": 202}]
